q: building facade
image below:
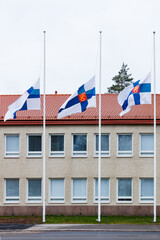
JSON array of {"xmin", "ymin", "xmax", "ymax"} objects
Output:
[{"xmin": 0, "ymin": 94, "xmax": 159, "ymax": 216}]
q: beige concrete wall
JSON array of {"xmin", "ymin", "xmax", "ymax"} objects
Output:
[{"xmin": 0, "ymin": 124, "xmax": 158, "ymax": 210}]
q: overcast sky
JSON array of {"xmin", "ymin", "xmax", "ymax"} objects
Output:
[{"xmin": 0, "ymin": 0, "xmax": 160, "ymax": 95}]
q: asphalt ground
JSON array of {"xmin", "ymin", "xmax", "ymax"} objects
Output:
[
  {"xmin": 0, "ymin": 223, "xmax": 160, "ymax": 233},
  {"xmin": 0, "ymin": 224, "xmax": 33, "ymax": 232},
  {"xmin": 1, "ymin": 231, "xmax": 160, "ymax": 240}
]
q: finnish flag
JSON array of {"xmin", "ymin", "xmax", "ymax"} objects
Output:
[
  {"xmin": 118, "ymin": 73, "xmax": 151, "ymax": 116},
  {"xmin": 4, "ymin": 78, "xmax": 41, "ymax": 121},
  {"xmin": 57, "ymin": 76, "xmax": 96, "ymax": 119}
]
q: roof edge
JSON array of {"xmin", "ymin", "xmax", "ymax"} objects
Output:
[{"xmin": 0, "ymin": 119, "xmax": 157, "ymax": 126}]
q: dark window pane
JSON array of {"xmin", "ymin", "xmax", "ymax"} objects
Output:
[
  {"xmin": 29, "ymin": 136, "xmax": 41, "ymax": 151},
  {"xmin": 6, "ymin": 179, "xmax": 19, "ymax": 197},
  {"xmin": 28, "ymin": 179, "xmax": 41, "ymax": 197},
  {"xmin": 118, "ymin": 135, "xmax": 132, "ymax": 151},
  {"xmin": 73, "ymin": 135, "xmax": 86, "ymax": 151},
  {"xmin": 96, "ymin": 135, "xmax": 109, "ymax": 151},
  {"xmin": 51, "ymin": 135, "xmax": 64, "ymax": 151},
  {"xmin": 118, "ymin": 179, "xmax": 132, "ymax": 197}
]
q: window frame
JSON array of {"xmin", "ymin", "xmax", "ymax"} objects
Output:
[
  {"xmin": 117, "ymin": 134, "xmax": 133, "ymax": 157},
  {"xmin": 27, "ymin": 179, "xmax": 42, "ymax": 203},
  {"xmin": 5, "ymin": 179, "xmax": 20, "ymax": 203},
  {"xmin": 139, "ymin": 178, "xmax": 154, "ymax": 203},
  {"xmin": 27, "ymin": 134, "xmax": 42, "ymax": 157},
  {"xmin": 71, "ymin": 178, "xmax": 87, "ymax": 203},
  {"xmin": 49, "ymin": 134, "xmax": 65, "ymax": 157},
  {"xmin": 72, "ymin": 134, "xmax": 87, "ymax": 157},
  {"xmin": 140, "ymin": 133, "xmax": 154, "ymax": 157},
  {"xmin": 117, "ymin": 178, "xmax": 133, "ymax": 203},
  {"xmin": 49, "ymin": 178, "xmax": 65, "ymax": 203},
  {"xmin": 94, "ymin": 134, "xmax": 110, "ymax": 157},
  {"xmin": 5, "ymin": 134, "xmax": 20, "ymax": 158},
  {"xmin": 94, "ymin": 178, "xmax": 110, "ymax": 203}
]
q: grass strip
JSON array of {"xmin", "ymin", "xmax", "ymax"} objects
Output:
[
  {"xmin": 45, "ymin": 215, "xmax": 160, "ymax": 225},
  {"xmin": 0, "ymin": 215, "xmax": 160, "ymax": 224}
]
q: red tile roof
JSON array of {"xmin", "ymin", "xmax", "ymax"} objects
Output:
[{"xmin": 0, "ymin": 94, "xmax": 159, "ymax": 125}]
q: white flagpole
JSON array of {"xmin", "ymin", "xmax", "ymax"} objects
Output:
[
  {"xmin": 153, "ymin": 31, "xmax": 156, "ymax": 223},
  {"xmin": 98, "ymin": 31, "xmax": 102, "ymax": 222},
  {"xmin": 43, "ymin": 30, "xmax": 46, "ymax": 223}
]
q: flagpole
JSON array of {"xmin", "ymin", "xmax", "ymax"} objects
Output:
[
  {"xmin": 43, "ymin": 30, "xmax": 46, "ymax": 223},
  {"xmin": 153, "ymin": 31, "xmax": 156, "ymax": 223},
  {"xmin": 98, "ymin": 31, "xmax": 102, "ymax": 222}
]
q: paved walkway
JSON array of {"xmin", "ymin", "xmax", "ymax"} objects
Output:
[{"xmin": 24, "ymin": 223, "xmax": 160, "ymax": 233}]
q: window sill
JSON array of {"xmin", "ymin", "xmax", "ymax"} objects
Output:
[
  {"xmin": 4, "ymin": 201, "xmax": 20, "ymax": 204},
  {"xmin": 49, "ymin": 156, "xmax": 65, "ymax": 158},
  {"xmin": 117, "ymin": 155, "xmax": 133, "ymax": 158},
  {"xmin": 94, "ymin": 155, "xmax": 110, "ymax": 158},
  {"xmin": 139, "ymin": 200, "xmax": 154, "ymax": 204},
  {"xmin": 26, "ymin": 201, "xmax": 42, "ymax": 204},
  {"xmin": 117, "ymin": 201, "xmax": 133, "ymax": 204},
  {"xmin": 71, "ymin": 155, "xmax": 88, "ymax": 158},
  {"xmin": 139, "ymin": 155, "xmax": 154, "ymax": 158},
  {"xmin": 71, "ymin": 201, "xmax": 87, "ymax": 204},
  {"xmin": 49, "ymin": 201, "xmax": 65, "ymax": 204},
  {"xmin": 94, "ymin": 201, "xmax": 110, "ymax": 204}
]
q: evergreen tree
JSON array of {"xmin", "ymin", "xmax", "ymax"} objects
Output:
[{"xmin": 107, "ymin": 63, "xmax": 133, "ymax": 93}]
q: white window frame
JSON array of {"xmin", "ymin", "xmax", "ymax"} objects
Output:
[
  {"xmin": 139, "ymin": 178, "xmax": 154, "ymax": 203},
  {"xmin": 117, "ymin": 178, "xmax": 133, "ymax": 203},
  {"xmin": 71, "ymin": 178, "xmax": 87, "ymax": 203},
  {"xmin": 117, "ymin": 134, "xmax": 133, "ymax": 157},
  {"xmin": 49, "ymin": 134, "xmax": 65, "ymax": 157},
  {"xmin": 5, "ymin": 134, "xmax": 20, "ymax": 157},
  {"xmin": 94, "ymin": 178, "xmax": 110, "ymax": 203},
  {"xmin": 72, "ymin": 134, "xmax": 87, "ymax": 157},
  {"xmin": 140, "ymin": 133, "xmax": 154, "ymax": 157},
  {"xmin": 27, "ymin": 134, "xmax": 42, "ymax": 157},
  {"xmin": 94, "ymin": 134, "xmax": 110, "ymax": 157},
  {"xmin": 49, "ymin": 178, "xmax": 65, "ymax": 203},
  {"xmin": 5, "ymin": 179, "xmax": 20, "ymax": 203},
  {"xmin": 27, "ymin": 179, "xmax": 42, "ymax": 203}
]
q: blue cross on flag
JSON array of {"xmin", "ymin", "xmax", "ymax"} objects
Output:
[
  {"xmin": 118, "ymin": 73, "xmax": 151, "ymax": 116},
  {"xmin": 57, "ymin": 76, "xmax": 96, "ymax": 119},
  {"xmin": 4, "ymin": 78, "xmax": 41, "ymax": 121}
]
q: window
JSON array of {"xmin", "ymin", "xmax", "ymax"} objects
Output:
[
  {"xmin": 118, "ymin": 134, "xmax": 132, "ymax": 156},
  {"xmin": 72, "ymin": 179, "xmax": 87, "ymax": 202},
  {"xmin": 140, "ymin": 134, "xmax": 154, "ymax": 156},
  {"xmin": 72, "ymin": 134, "xmax": 87, "ymax": 156},
  {"xmin": 27, "ymin": 179, "xmax": 42, "ymax": 202},
  {"xmin": 95, "ymin": 134, "xmax": 110, "ymax": 157},
  {"xmin": 140, "ymin": 178, "xmax": 153, "ymax": 202},
  {"xmin": 5, "ymin": 135, "xmax": 19, "ymax": 157},
  {"xmin": 117, "ymin": 178, "xmax": 132, "ymax": 202},
  {"xmin": 50, "ymin": 179, "xmax": 64, "ymax": 202},
  {"xmin": 94, "ymin": 178, "xmax": 110, "ymax": 203},
  {"xmin": 5, "ymin": 179, "xmax": 19, "ymax": 202},
  {"xmin": 50, "ymin": 135, "xmax": 64, "ymax": 157},
  {"xmin": 27, "ymin": 135, "xmax": 42, "ymax": 156}
]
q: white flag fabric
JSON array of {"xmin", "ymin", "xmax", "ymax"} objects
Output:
[
  {"xmin": 4, "ymin": 79, "xmax": 40, "ymax": 121},
  {"xmin": 57, "ymin": 76, "xmax": 96, "ymax": 119},
  {"xmin": 118, "ymin": 73, "xmax": 151, "ymax": 116}
]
